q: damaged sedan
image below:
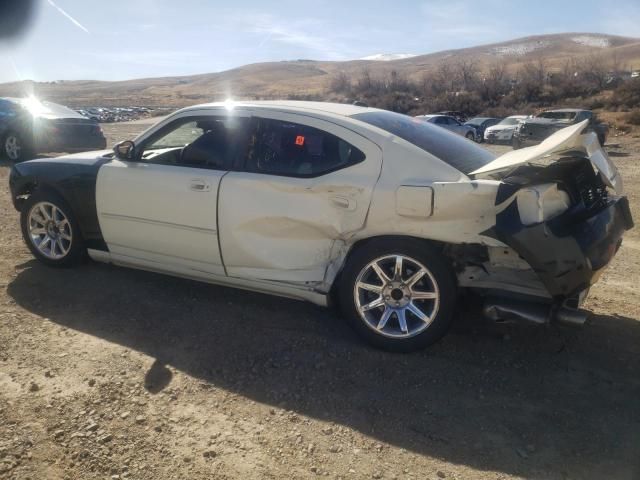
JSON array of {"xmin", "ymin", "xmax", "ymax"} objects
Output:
[{"xmin": 8, "ymin": 101, "xmax": 633, "ymax": 351}]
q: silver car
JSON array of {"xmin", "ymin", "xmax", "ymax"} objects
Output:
[{"xmin": 416, "ymin": 114, "xmax": 477, "ymax": 140}]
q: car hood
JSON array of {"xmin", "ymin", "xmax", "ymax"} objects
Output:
[
  {"xmin": 470, "ymin": 120, "xmax": 622, "ymax": 193},
  {"xmin": 21, "ymin": 150, "xmax": 113, "ymax": 166},
  {"xmin": 486, "ymin": 124, "xmax": 516, "ymax": 132}
]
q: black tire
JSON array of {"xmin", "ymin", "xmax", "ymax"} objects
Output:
[
  {"xmin": 465, "ymin": 131, "xmax": 475, "ymax": 141},
  {"xmin": 3, "ymin": 130, "xmax": 32, "ymax": 162},
  {"xmin": 20, "ymin": 190, "xmax": 85, "ymax": 267},
  {"xmin": 338, "ymin": 237, "xmax": 456, "ymax": 352}
]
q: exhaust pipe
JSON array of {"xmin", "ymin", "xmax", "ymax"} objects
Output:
[
  {"xmin": 483, "ymin": 297, "xmax": 588, "ymax": 326},
  {"xmin": 483, "ymin": 298, "xmax": 550, "ymax": 325},
  {"xmin": 555, "ymin": 304, "xmax": 589, "ymax": 326}
]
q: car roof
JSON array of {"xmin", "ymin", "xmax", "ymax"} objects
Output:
[
  {"xmin": 183, "ymin": 100, "xmax": 380, "ymax": 118},
  {"xmin": 0, "ymin": 96, "xmax": 85, "ymax": 119},
  {"xmin": 542, "ymin": 108, "xmax": 588, "ymax": 113}
]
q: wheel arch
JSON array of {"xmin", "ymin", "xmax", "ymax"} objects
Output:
[
  {"xmin": 15, "ymin": 181, "xmax": 89, "ymax": 240},
  {"xmin": 327, "ymin": 234, "xmax": 450, "ymax": 305}
]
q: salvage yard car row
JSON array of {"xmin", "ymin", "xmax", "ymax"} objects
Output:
[{"xmin": 415, "ymin": 108, "xmax": 609, "ymax": 148}]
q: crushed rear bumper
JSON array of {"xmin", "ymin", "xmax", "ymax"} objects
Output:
[{"xmin": 494, "ymin": 196, "xmax": 633, "ymax": 299}]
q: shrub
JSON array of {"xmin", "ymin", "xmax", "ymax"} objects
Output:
[{"xmin": 625, "ymin": 109, "xmax": 640, "ymax": 126}]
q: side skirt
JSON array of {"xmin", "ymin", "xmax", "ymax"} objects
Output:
[{"xmin": 86, "ymin": 249, "xmax": 329, "ymax": 307}]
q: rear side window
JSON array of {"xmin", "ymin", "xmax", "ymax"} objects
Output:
[
  {"xmin": 245, "ymin": 118, "xmax": 365, "ymax": 177},
  {"xmin": 352, "ymin": 111, "xmax": 495, "ymax": 174}
]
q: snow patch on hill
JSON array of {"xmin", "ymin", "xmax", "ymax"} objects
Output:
[
  {"xmin": 491, "ymin": 41, "xmax": 550, "ymax": 56},
  {"xmin": 360, "ymin": 53, "xmax": 417, "ymax": 61},
  {"xmin": 571, "ymin": 35, "xmax": 610, "ymax": 48}
]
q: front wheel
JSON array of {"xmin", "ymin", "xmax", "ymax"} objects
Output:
[
  {"xmin": 20, "ymin": 191, "xmax": 85, "ymax": 267},
  {"xmin": 465, "ymin": 131, "xmax": 475, "ymax": 141},
  {"xmin": 339, "ymin": 238, "xmax": 456, "ymax": 352},
  {"xmin": 3, "ymin": 131, "xmax": 31, "ymax": 162}
]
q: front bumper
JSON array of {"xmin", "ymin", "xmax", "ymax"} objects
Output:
[
  {"xmin": 494, "ymin": 196, "xmax": 633, "ymax": 298},
  {"xmin": 485, "ymin": 130, "xmax": 513, "ymax": 143}
]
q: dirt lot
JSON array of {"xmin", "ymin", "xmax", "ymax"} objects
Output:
[{"xmin": 0, "ymin": 121, "xmax": 639, "ymax": 480}]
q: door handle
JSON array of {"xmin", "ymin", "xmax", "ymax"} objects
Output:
[
  {"xmin": 189, "ymin": 179, "xmax": 211, "ymax": 192},
  {"xmin": 330, "ymin": 195, "xmax": 356, "ymax": 211}
]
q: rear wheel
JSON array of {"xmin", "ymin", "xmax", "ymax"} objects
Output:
[
  {"xmin": 339, "ymin": 238, "xmax": 456, "ymax": 352},
  {"xmin": 20, "ymin": 191, "xmax": 85, "ymax": 267},
  {"xmin": 465, "ymin": 131, "xmax": 475, "ymax": 141}
]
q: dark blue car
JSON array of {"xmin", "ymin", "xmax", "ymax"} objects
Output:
[{"xmin": 1, "ymin": 96, "xmax": 106, "ymax": 162}]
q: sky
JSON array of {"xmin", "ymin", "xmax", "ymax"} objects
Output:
[{"xmin": 1, "ymin": 0, "xmax": 639, "ymax": 83}]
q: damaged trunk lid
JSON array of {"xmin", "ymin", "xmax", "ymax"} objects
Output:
[{"xmin": 470, "ymin": 120, "xmax": 622, "ymax": 194}]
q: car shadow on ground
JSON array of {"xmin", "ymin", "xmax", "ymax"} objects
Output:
[{"xmin": 7, "ymin": 260, "xmax": 640, "ymax": 479}]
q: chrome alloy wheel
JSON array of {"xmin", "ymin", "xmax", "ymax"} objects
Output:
[
  {"xmin": 27, "ymin": 202, "xmax": 73, "ymax": 259},
  {"xmin": 354, "ymin": 254, "xmax": 440, "ymax": 339},
  {"xmin": 5, "ymin": 134, "xmax": 21, "ymax": 161}
]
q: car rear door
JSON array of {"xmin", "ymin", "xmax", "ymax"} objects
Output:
[
  {"xmin": 96, "ymin": 112, "xmax": 249, "ymax": 278},
  {"xmin": 217, "ymin": 112, "xmax": 382, "ymax": 284}
]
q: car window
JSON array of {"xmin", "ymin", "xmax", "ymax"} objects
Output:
[
  {"xmin": 434, "ymin": 117, "xmax": 447, "ymax": 125},
  {"xmin": 138, "ymin": 116, "xmax": 248, "ymax": 170},
  {"xmin": 574, "ymin": 111, "xmax": 592, "ymax": 122},
  {"xmin": 446, "ymin": 117, "xmax": 459, "ymax": 126},
  {"xmin": 538, "ymin": 111, "xmax": 577, "ymax": 120},
  {"xmin": 352, "ymin": 110, "xmax": 496, "ymax": 174},
  {"xmin": 244, "ymin": 118, "xmax": 366, "ymax": 177}
]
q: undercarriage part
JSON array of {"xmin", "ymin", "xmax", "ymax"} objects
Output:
[
  {"xmin": 483, "ymin": 296, "xmax": 588, "ymax": 326},
  {"xmin": 483, "ymin": 297, "xmax": 550, "ymax": 324}
]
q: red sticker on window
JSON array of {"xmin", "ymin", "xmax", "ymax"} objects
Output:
[{"xmin": 295, "ymin": 135, "xmax": 305, "ymax": 146}]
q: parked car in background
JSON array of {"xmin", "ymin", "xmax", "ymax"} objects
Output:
[
  {"xmin": 415, "ymin": 114, "xmax": 476, "ymax": 140},
  {"xmin": 513, "ymin": 109, "xmax": 608, "ymax": 149},
  {"xmin": 464, "ymin": 117, "xmax": 502, "ymax": 142},
  {"xmin": 9, "ymin": 101, "xmax": 632, "ymax": 352},
  {"xmin": 484, "ymin": 115, "xmax": 528, "ymax": 144},
  {"xmin": 1, "ymin": 96, "xmax": 106, "ymax": 161},
  {"xmin": 434, "ymin": 111, "xmax": 467, "ymax": 123}
]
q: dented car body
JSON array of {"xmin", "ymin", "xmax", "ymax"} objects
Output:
[{"xmin": 9, "ymin": 102, "xmax": 633, "ymax": 350}]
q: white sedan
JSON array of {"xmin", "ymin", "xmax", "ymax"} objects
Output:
[
  {"xmin": 9, "ymin": 101, "xmax": 633, "ymax": 351},
  {"xmin": 484, "ymin": 115, "xmax": 528, "ymax": 144}
]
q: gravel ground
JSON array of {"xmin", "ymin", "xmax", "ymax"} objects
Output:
[{"xmin": 0, "ymin": 121, "xmax": 638, "ymax": 480}]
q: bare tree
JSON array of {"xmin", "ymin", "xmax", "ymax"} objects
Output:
[
  {"xmin": 580, "ymin": 53, "xmax": 610, "ymax": 91},
  {"xmin": 454, "ymin": 59, "xmax": 480, "ymax": 92},
  {"xmin": 329, "ymin": 71, "xmax": 351, "ymax": 93}
]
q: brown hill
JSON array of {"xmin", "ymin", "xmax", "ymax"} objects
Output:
[{"xmin": 1, "ymin": 32, "xmax": 639, "ymax": 107}]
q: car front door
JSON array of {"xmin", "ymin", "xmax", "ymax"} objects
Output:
[
  {"xmin": 217, "ymin": 112, "xmax": 382, "ymax": 285},
  {"xmin": 96, "ymin": 112, "xmax": 248, "ymax": 278}
]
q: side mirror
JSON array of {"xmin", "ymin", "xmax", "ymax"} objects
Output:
[{"xmin": 114, "ymin": 140, "xmax": 136, "ymax": 161}]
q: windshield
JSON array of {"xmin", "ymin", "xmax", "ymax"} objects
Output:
[
  {"xmin": 465, "ymin": 118, "xmax": 486, "ymax": 126},
  {"xmin": 537, "ymin": 111, "xmax": 577, "ymax": 120},
  {"xmin": 16, "ymin": 97, "xmax": 84, "ymax": 119},
  {"xmin": 352, "ymin": 110, "xmax": 495, "ymax": 174}
]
